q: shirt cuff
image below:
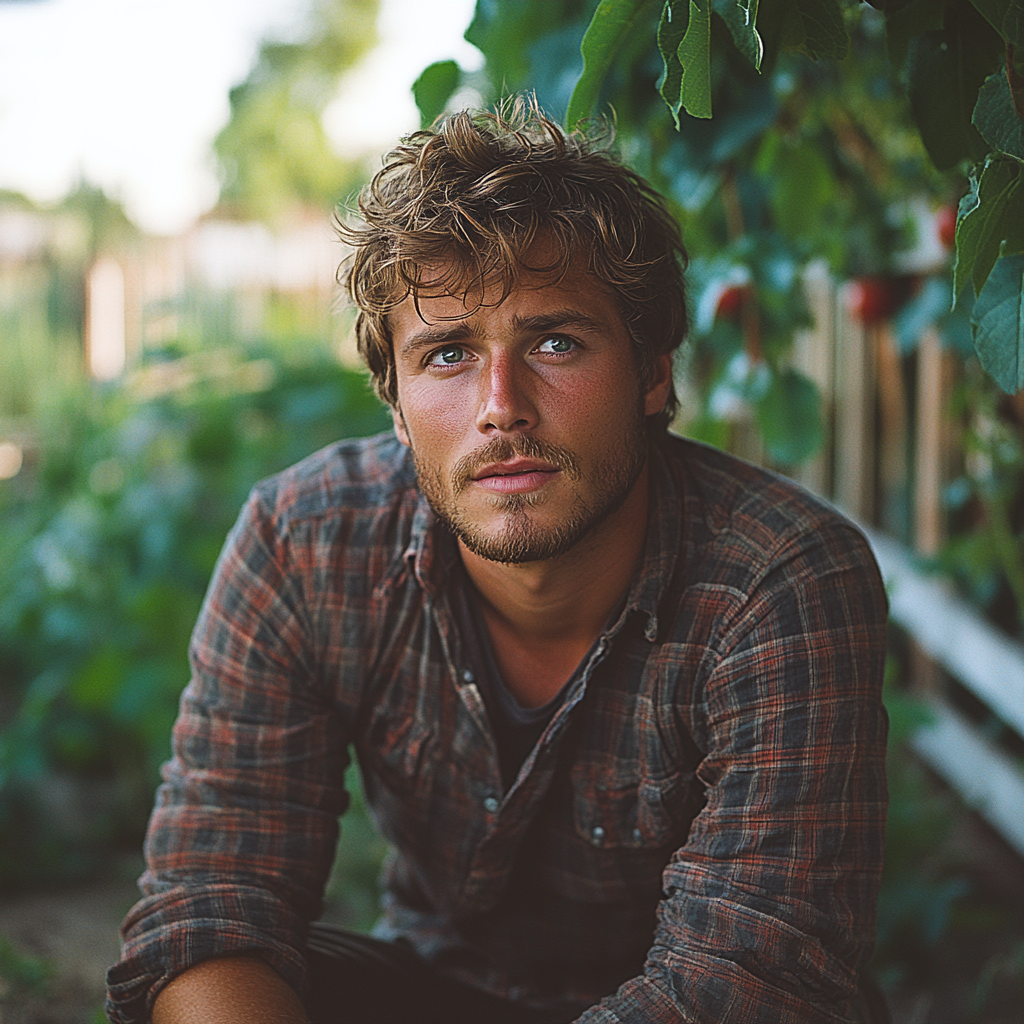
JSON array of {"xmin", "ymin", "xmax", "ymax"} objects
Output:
[
  {"xmin": 106, "ymin": 886, "xmax": 309, "ymax": 1024},
  {"xmin": 573, "ymin": 973, "xmax": 691, "ymax": 1024}
]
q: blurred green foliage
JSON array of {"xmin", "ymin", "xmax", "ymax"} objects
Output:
[
  {"xmin": 214, "ymin": 0, "xmax": 379, "ymax": 222},
  {"xmin": 0, "ymin": 340, "xmax": 388, "ymax": 885},
  {"xmin": 0, "ymin": 183, "xmax": 137, "ymax": 422},
  {"xmin": 0, "ymin": 935, "xmax": 54, "ymax": 1000},
  {"xmin": 874, "ymin": 653, "xmax": 1024, "ymax": 1017},
  {"xmin": 935, "ymin": 364, "xmax": 1024, "ymax": 638},
  {"xmin": 875, "ymin": 670, "xmax": 973, "ymax": 971}
]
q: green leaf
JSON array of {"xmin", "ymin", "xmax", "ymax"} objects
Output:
[
  {"xmin": 973, "ymin": 68, "xmax": 1024, "ymax": 160},
  {"xmin": 755, "ymin": 132, "xmax": 836, "ymax": 238},
  {"xmin": 679, "ymin": 0, "xmax": 714, "ymax": 118},
  {"xmin": 464, "ymin": 0, "xmax": 570, "ymax": 95},
  {"xmin": 566, "ymin": 0, "xmax": 653, "ymax": 127},
  {"xmin": 658, "ymin": 0, "xmax": 689, "ymax": 124},
  {"xmin": 756, "ymin": 368, "xmax": 824, "ymax": 465},
  {"xmin": 906, "ymin": 9, "xmax": 1003, "ymax": 171},
  {"xmin": 880, "ymin": 0, "xmax": 946, "ymax": 73},
  {"xmin": 954, "ymin": 157, "xmax": 1022, "ymax": 298},
  {"xmin": 412, "ymin": 60, "xmax": 462, "ymax": 129},
  {"xmin": 712, "ymin": 0, "xmax": 763, "ymax": 70},
  {"xmin": 771, "ymin": 0, "xmax": 849, "ymax": 61},
  {"xmin": 971, "ymin": 252, "xmax": 1024, "ymax": 392},
  {"xmin": 1003, "ymin": 182, "xmax": 1024, "ymax": 254},
  {"xmin": 968, "ymin": 0, "xmax": 1024, "ymax": 47}
]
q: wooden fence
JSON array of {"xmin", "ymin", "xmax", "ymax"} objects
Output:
[{"xmin": 788, "ymin": 274, "xmax": 1024, "ymax": 858}]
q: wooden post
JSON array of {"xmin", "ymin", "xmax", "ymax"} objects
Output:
[
  {"xmin": 85, "ymin": 257, "xmax": 126, "ymax": 381},
  {"xmin": 833, "ymin": 289, "xmax": 875, "ymax": 522},
  {"xmin": 914, "ymin": 328, "xmax": 944, "ymax": 558},
  {"xmin": 875, "ymin": 322, "xmax": 909, "ymax": 540},
  {"xmin": 793, "ymin": 265, "xmax": 834, "ymax": 498},
  {"xmin": 909, "ymin": 328, "xmax": 948, "ymax": 696}
]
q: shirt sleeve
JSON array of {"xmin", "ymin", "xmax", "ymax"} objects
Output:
[
  {"xmin": 105, "ymin": 488, "xmax": 350, "ymax": 1024},
  {"xmin": 574, "ymin": 524, "xmax": 889, "ymax": 1024}
]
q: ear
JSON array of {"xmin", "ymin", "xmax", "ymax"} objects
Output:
[
  {"xmin": 392, "ymin": 406, "xmax": 411, "ymax": 447},
  {"xmin": 643, "ymin": 352, "xmax": 674, "ymax": 417}
]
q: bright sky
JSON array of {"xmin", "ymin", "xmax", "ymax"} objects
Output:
[{"xmin": 0, "ymin": 0, "xmax": 481, "ymax": 234}]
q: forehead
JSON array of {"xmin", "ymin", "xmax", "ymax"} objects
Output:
[{"xmin": 388, "ymin": 259, "xmax": 626, "ymax": 342}]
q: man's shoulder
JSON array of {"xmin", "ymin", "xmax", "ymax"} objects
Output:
[
  {"xmin": 661, "ymin": 434, "xmax": 878, "ymax": 579},
  {"xmin": 249, "ymin": 430, "xmax": 419, "ymax": 526}
]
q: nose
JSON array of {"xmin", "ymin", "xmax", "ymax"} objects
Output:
[{"xmin": 475, "ymin": 354, "xmax": 538, "ymax": 434}]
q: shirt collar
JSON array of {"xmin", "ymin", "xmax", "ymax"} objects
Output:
[
  {"xmin": 405, "ymin": 439, "xmax": 684, "ymax": 637},
  {"xmin": 617, "ymin": 440, "xmax": 683, "ymax": 643}
]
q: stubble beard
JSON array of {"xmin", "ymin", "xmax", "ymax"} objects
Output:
[{"xmin": 411, "ymin": 413, "xmax": 650, "ymax": 565}]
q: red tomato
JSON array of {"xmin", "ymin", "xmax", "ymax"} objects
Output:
[
  {"xmin": 846, "ymin": 276, "xmax": 898, "ymax": 326},
  {"xmin": 936, "ymin": 205, "xmax": 957, "ymax": 250},
  {"xmin": 715, "ymin": 284, "xmax": 748, "ymax": 321}
]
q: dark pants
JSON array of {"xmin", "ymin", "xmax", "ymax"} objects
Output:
[
  {"xmin": 304, "ymin": 923, "xmax": 891, "ymax": 1024},
  {"xmin": 305, "ymin": 924, "xmax": 575, "ymax": 1024}
]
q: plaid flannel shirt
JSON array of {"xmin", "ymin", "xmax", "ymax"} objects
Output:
[{"xmin": 107, "ymin": 432, "xmax": 888, "ymax": 1024}]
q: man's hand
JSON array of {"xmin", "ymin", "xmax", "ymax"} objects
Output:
[{"xmin": 151, "ymin": 954, "xmax": 308, "ymax": 1024}]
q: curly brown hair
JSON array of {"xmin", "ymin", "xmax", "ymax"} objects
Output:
[{"xmin": 337, "ymin": 99, "xmax": 689, "ymax": 432}]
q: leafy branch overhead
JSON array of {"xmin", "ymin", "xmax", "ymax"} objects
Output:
[{"xmin": 564, "ymin": 0, "xmax": 1024, "ymax": 394}]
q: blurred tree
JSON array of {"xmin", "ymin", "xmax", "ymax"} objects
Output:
[
  {"xmin": 0, "ymin": 182, "xmax": 138, "ymax": 420},
  {"xmin": 213, "ymin": 0, "xmax": 379, "ymax": 222}
]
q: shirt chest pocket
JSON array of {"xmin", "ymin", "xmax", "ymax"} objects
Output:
[
  {"xmin": 365, "ymin": 713, "xmax": 435, "ymax": 795},
  {"xmin": 571, "ymin": 765, "xmax": 703, "ymax": 852}
]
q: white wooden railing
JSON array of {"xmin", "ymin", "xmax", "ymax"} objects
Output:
[{"xmin": 785, "ymin": 273, "xmax": 1024, "ymax": 857}]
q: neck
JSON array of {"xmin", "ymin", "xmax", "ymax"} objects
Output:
[{"xmin": 458, "ymin": 463, "xmax": 650, "ymax": 648}]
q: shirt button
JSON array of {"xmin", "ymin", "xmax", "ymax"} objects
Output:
[
  {"xmin": 462, "ymin": 669, "xmax": 475, "ymax": 683},
  {"xmin": 591, "ymin": 825, "xmax": 605, "ymax": 846},
  {"xmin": 483, "ymin": 795, "xmax": 500, "ymax": 813},
  {"xmin": 633, "ymin": 827, "xmax": 642, "ymax": 843}
]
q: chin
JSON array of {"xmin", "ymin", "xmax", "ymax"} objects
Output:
[{"xmin": 450, "ymin": 499, "xmax": 601, "ymax": 564}]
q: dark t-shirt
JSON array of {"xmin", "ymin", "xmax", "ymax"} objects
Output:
[{"xmin": 448, "ymin": 557, "xmax": 576, "ymax": 792}]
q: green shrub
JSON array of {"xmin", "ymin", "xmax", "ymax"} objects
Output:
[{"xmin": 0, "ymin": 346, "xmax": 389, "ymax": 885}]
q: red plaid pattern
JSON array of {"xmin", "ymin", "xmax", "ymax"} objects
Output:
[{"xmin": 107, "ymin": 433, "xmax": 888, "ymax": 1024}]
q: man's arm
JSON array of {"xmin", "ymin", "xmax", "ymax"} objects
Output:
[
  {"xmin": 576, "ymin": 525, "xmax": 889, "ymax": 1023},
  {"xmin": 107, "ymin": 487, "xmax": 350, "ymax": 1024},
  {"xmin": 152, "ymin": 956, "xmax": 308, "ymax": 1024}
]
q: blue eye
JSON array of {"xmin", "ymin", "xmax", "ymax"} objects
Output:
[
  {"xmin": 538, "ymin": 335, "xmax": 576, "ymax": 354},
  {"xmin": 428, "ymin": 346, "xmax": 466, "ymax": 366}
]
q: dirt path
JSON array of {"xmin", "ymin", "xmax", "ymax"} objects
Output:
[{"xmin": 0, "ymin": 872, "xmax": 141, "ymax": 1024}]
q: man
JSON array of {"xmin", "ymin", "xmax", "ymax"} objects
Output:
[{"xmin": 107, "ymin": 104, "xmax": 889, "ymax": 1024}]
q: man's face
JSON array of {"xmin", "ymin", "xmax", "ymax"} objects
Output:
[{"xmin": 389, "ymin": 260, "xmax": 672, "ymax": 564}]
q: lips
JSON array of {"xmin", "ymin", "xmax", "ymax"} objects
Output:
[
  {"xmin": 470, "ymin": 459, "xmax": 561, "ymax": 494},
  {"xmin": 451, "ymin": 436, "xmax": 582, "ymax": 494},
  {"xmin": 472, "ymin": 458, "xmax": 559, "ymax": 480}
]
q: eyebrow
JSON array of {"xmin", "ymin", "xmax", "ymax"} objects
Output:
[
  {"xmin": 397, "ymin": 307, "xmax": 608, "ymax": 355},
  {"xmin": 398, "ymin": 321, "xmax": 480, "ymax": 355},
  {"xmin": 510, "ymin": 309, "xmax": 608, "ymax": 336}
]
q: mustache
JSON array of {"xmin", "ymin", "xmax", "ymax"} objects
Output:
[{"xmin": 451, "ymin": 435, "xmax": 582, "ymax": 494}]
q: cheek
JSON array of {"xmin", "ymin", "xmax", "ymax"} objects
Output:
[
  {"xmin": 398, "ymin": 381, "xmax": 475, "ymax": 449},
  {"xmin": 550, "ymin": 362, "xmax": 642, "ymax": 427}
]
